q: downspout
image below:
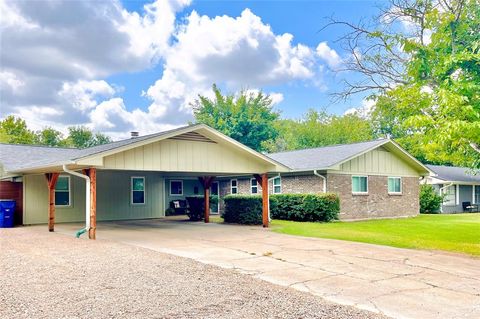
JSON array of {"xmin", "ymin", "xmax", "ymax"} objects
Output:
[
  {"xmin": 314, "ymin": 170, "xmax": 326, "ymax": 193},
  {"xmin": 267, "ymin": 174, "xmax": 280, "ymax": 222},
  {"xmin": 62, "ymin": 164, "xmax": 90, "ymax": 238}
]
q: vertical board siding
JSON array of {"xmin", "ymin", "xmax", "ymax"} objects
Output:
[
  {"xmin": 23, "ymin": 171, "xmax": 165, "ymax": 225},
  {"xmin": 102, "ymin": 138, "xmax": 270, "ymax": 173},
  {"xmin": 339, "ymin": 147, "xmax": 418, "ymax": 176}
]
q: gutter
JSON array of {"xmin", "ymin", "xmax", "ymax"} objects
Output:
[
  {"xmin": 62, "ymin": 164, "xmax": 90, "ymax": 238},
  {"xmin": 313, "ymin": 170, "xmax": 327, "ymax": 193}
]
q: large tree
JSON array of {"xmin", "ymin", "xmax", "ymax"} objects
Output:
[
  {"xmin": 327, "ymin": 0, "xmax": 480, "ymax": 168},
  {"xmin": 0, "ymin": 116, "xmax": 36, "ymax": 144},
  {"xmin": 65, "ymin": 126, "xmax": 112, "ymax": 148},
  {"xmin": 192, "ymin": 84, "xmax": 280, "ymax": 152}
]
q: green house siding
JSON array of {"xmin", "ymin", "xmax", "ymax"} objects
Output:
[{"xmin": 23, "ymin": 170, "xmax": 165, "ymax": 225}]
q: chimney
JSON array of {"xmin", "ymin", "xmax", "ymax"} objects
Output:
[{"xmin": 130, "ymin": 131, "xmax": 139, "ymax": 138}]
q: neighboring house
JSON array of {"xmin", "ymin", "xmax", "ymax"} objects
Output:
[
  {"xmin": 425, "ymin": 165, "xmax": 480, "ymax": 213},
  {"xmin": 0, "ymin": 124, "xmax": 433, "ymax": 236},
  {"xmin": 220, "ymin": 139, "xmax": 432, "ymax": 220}
]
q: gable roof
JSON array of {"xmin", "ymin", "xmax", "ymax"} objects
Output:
[
  {"xmin": 426, "ymin": 165, "xmax": 480, "ymax": 183},
  {"xmin": 268, "ymin": 139, "xmax": 387, "ymax": 170},
  {"xmin": 0, "ymin": 124, "xmax": 288, "ymax": 174},
  {"xmin": 267, "ymin": 139, "xmax": 432, "ymax": 175}
]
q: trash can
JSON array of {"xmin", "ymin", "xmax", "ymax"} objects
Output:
[{"xmin": 0, "ymin": 199, "xmax": 16, "ymax": 228}]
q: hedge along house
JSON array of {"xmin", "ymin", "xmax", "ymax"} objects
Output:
[
  {"xmin": 425, "ymin": 165, "xmax": 480, "ymax": 213},
  {"xmin": 242, "ymin": 139, "xmax": 432, "ymax": 220},
  {"xmin": 0, "ymin": 124, "xmax": 289, "ymax": 238}
]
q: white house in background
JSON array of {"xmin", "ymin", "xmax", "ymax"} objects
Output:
[{"xmin": 426, "ymin": 165, "xmax": 480, "ymax": 213}]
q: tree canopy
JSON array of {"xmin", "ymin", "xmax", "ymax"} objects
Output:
[{"xmin": 0, "ymin": 115, "xmax": 111, "ymax": 148}]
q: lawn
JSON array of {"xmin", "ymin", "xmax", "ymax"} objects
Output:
[{"xmin": 270, "ymin": 214, "xmax": 480, "ymax": 256}]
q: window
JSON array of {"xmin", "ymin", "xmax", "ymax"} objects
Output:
[
  {"xmin": 273, "ymin": 177, "xmax": 281, "ymax": 194},
  {"xmin": 251, "ymin": 178, "xmax": 259, "ymax": 194},
  {"xmin": 388, "ymin": 177, "xmax": 402, "ymax": 194},
  {"xmin": 231, "ymin": 179, "xmax": 238, "ymax": 194},
  {"xmin": 131, "ymin": 177, "xmax": 145, "ymax": 204},
  {"xmin": 443, "ymin": 185, "xmax": 456, "ymax": 206},
  {"xmin": 473, "ymin": 185, "xmax": 480, "ymax": 204},
  {"xmin": 352, "ymin": 176, "xmax": 368, "ymax": 194},
  {"xmin": 55, "ymin": 176, "xmax": 70, "ymax": 206},
  {"xmin": 170, "ymin": 180, "xmax": 183, "ymax": 196}
]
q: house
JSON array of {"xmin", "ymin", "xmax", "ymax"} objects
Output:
[
  {"xmin": 0, "ymin": 124, "xmax": 289, "ymax": 237},
  {"xmin": 425, "ymin": 165, "xmax": 480, "ymax": 213},
  {"xmin": 222, "ymin": 139, "xmax": 432, "ymax": 220},
  {"xmin": 0, "ymin": 125, "xmax": 433, "ymax": 238}
]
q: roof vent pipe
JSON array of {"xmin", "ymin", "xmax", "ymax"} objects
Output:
[{"xmin": 130, "ymin": 131, "xmax": 139, "ymax": 138}]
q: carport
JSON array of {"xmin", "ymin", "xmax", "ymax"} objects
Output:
[{"xmin": 0, "ymin": 124, "xmax": 288, "ymax": 238}]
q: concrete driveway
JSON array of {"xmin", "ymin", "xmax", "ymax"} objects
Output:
[{"xmin": 54, "ymin": 218, "xmax": 480, "ymax": 319}]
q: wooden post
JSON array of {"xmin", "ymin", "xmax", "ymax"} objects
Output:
[
  {"xmin": 253, "ymin": 173, "xmax": 269, "ymax": 227},
  {"xmin": 45, "ymin": 173, "xmax": 59, "ymax": 232},
  {"xmin": 199, "ymin": 176, "xmax": 215, "ymax": 223},
  {"xmin": 89, "ymin": 168, "xmax": 96, "ymax": 240}
]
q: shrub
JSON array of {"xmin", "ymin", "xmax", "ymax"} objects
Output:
[
  {"xmin": 420, "ymin": 184, "xmax": 443, "ymax": 214},
  {"xmin": 223, "ymin": 193, "xmax": 339, "ymax": 224},
  {"xmin": 223, "ymin": 195, "xmax": 263, "ymax": 225},
  {"xmin": 270, "ymin": 193, "xmax": 339, "ymax": 222}
]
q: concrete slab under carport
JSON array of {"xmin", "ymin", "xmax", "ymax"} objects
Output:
[{"xmin": 52, "ymin": 218, "xmax": 480, "ymax": 319}]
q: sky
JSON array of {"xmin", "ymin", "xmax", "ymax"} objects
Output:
[{"xmin": 0, "ymin": 0, "xmax": 382, "ymax": 140}]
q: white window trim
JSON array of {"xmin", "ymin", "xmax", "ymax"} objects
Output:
[
  {"xmin": 442, "ymin": 184, "xmax": 457, "ymax": 207},
  {"xmin": 352, "ymin": 175, "xmax": 369, "ymax": 194},
  {"xmin": 169, "ymin": 180, "xmax": 183, "ymax": 196},
  {"xmin": 55, "ymin": 175, "xmax": 71, "ymax": 207},
  {"xmin": 473, "ymin": 185, "xmax": 479, "ymax": 204},
  {"xmin": 387, "ymin": 176, "xmax": 402, "ymax": 195},
  {"xmin": 273, "ymin": 176, "xmax": 282, "ymax": 194},
  {"xmin": 131, "ymin": 176, "xmax": 146, "ymax": 205},
  {"xmin": 250, "ymin": 178, "xmax": 259, "ymax": 194},
  {"xmin": 456, "ymin": 184, "xmax": 460, "ymax": 205},
  {"xmin": 230, "ymin": 179, "xmax": 238, "ymax": 194}
]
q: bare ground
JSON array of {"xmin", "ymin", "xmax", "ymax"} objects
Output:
[{"xmin": 0, "ymin": 227, "xmax": 386, "ymax": 319}]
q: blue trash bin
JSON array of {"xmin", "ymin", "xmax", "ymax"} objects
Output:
[{"xmin": 0, "ymin": 199, "xmax": 16, "ymax": 228}]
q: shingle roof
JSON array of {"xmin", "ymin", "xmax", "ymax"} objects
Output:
[
  {"xmin": 427, "ymin": 165, "xmax": 480, "ymax": 183},
  {"xmin": 267, "ymin": 139, "xmax": 388, "ymax": 170},
  {"xmin": 0, "ymin": 124, "xmax": 197, "ymax": 172}
]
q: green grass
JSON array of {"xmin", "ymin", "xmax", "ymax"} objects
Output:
[{"xmin": 271, "ymin": 214, "xmax": 480, "ymax": 256}]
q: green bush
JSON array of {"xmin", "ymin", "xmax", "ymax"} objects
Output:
[
  {"xmin": 420, "ymin": 184, "xmax": 443, "ymax": 214},
  {"xmin": 223, "ymin": 195, "xmax": 263, "ymax": 225},
  {"xmin": 270, "ymin": 193, "xmax": 339, "ymax": 222},
  {"xmin": 223, "ymin": 193, "xmax": 339, "ymax": 224}
]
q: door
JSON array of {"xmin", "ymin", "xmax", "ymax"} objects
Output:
[{"xmin": 210, "ymin": 182, "xmax": 220, "ymax": 214}]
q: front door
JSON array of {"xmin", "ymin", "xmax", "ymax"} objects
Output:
[{"xmin": 210, "ymin": 182, "xmax": 219, "ymax": 214}]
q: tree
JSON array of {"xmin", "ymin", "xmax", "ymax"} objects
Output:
[
  {"xmin": 36, "ymin": 127, "xmax": 65, "ymax": 147},
  {"xmin": 0, "ymin": 115, "xmax": 36, "ymax": 144},
  {"xmin": 65, "ymin": 126, "xmax": 112, "ymax": 148},
  {"xmin": 192, "ymin": 84, "xmax": 280, "ymax": 152},
  {"xmin": 327, "ymin": 0, "xmax": 480, "ymax": 168},
  {"xmin": 265, "ymin": 110, "xmax": 377, "ymax": 152}
]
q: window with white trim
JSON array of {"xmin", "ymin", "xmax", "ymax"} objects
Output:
[
  {"xmin": 131, "ymin": 177, "xmax": 145, "ymax": 204},
  {"xmin": 273, "ymin": 177, "xmax": 282, "ymax": 194},
  {"xmin": 251, "ymin": 178, "xmax": 259, "ymax": 194},
  {"xmin": 473, "ymin": 185, "xmax": 480, "ymax": 204},
  {"xmin": 55, "ymin": 176, "xmax": 70, "ymax": 206},
  {"xmin": 170, "ymin": 180, "xmax": 183, "ymax": 196},
  {"xmin": 352, "ymin": 176, "xmax": 368, "ymax": 194},
  {"xmin": 230, "ymin": 179, "xmax": 238, "ymax": 194},
  {"xmin": 388, "ymin": 177, "xmax": 402, "ymax": 194},
  {"xmin": 443, "ymin": 185, "xmax": 456, "ymax": 206}
]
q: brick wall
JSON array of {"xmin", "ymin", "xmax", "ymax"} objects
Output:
[
  {"xmin": 278, "ymin": 175, "xmax": 324, "ymax": 194},
  {"xmin": 326, "ymin": 174, "xmax": 419, "ymax": 220}
]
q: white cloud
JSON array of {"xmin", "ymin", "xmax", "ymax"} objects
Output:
[
  {"xmin": 316, "ymin": 42, "xmax": 342, "ymax": 69},
  {"xmin": 344, "ymin": 98, "xmax": 375, "ymax": 118}
]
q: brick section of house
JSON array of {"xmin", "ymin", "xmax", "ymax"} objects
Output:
[
  {"xmin": 278, "ymin": 175, "xmax": 324, "ymax": 194},
  {"xmin": 326, "ymin": 174, "xmax": 419, "ymax": 220}
]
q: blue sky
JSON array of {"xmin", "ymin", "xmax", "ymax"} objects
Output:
[{"xmin": 1, "ymin": 0, "xmax": 381, "ymax": 139}]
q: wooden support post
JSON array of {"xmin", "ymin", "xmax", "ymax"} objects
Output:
[
  {"xmin": 45, "ymin": 173, "xmax": 59, "ymax": 232},
  {"xmin": 88, "ymin": 168, "xmax": 96, "ymax": 240},
  {"xmin": 199, "ymin": 176, "xmax": 215, "ymax": 223},
  {"xmin": 261, "ymin": 173, "xmax": 269, "ymax": 228}
]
